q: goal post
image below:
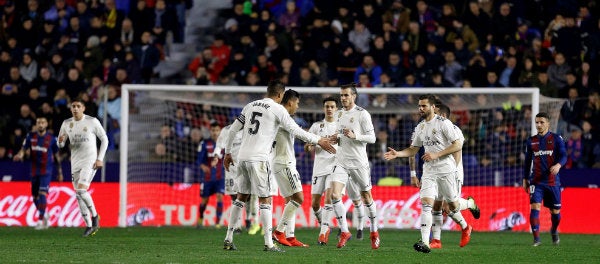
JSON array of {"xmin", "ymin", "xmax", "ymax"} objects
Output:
[{"xmin": 119, "ymin": 84, "xmax": 562, "ymax": 228}]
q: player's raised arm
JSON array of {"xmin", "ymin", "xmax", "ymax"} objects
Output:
[{"xmin": 277, "ymin": 104, "xmax": 336, "ymax": 154}]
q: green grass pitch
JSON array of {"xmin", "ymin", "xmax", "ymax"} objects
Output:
[{"xmin": 1, "ymin": 227, "xmax": 599, "ymax": 263}]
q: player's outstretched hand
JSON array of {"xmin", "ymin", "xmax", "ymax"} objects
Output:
[
  {"xmin": 383, "ymin": 147, "xmax": 398, "ymax": 160},
  {"xmin": 223, "ymin": 154, "xmax": 234, "ymax": 172},
  {"xmin": 318, "ymin": 138, "xmax": 336, "ymax": 154},
  {"xmin": 93, "ymin": 160, "xmax": 103, "ymax": 169}
]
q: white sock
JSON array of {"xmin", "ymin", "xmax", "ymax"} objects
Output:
[
  {"xmin": 420, "ymin": 204, "xmax": 433, "ymax": 245},
  {"xmin": 313, "ymin": 207, "xmax": 322, "ymax": 225},
  {"xmin": 286, "ymin": 208, "xmax": 296, "ymax": 238},
  {"xmin": 459, "ymin": 198, "xmax": 469, "ymax": 211},
  {"xmin": 365, "ymin": 201, "xmax": 377, "ymax": 232},
  {"xmin": 448, "ymin": 208, "xmax": 468, "ymax": 229},
  {"xmin": 332, "ymin": 199, "xmax": 349, "ymax": 232},
  {"xmin": 75, "ymin": 194, "xmax": 91, "ymax": 227},
  {"xmin": 76, "ymin": 189, "xmax": 97, "ymax": 217},
  {"xmin": 432, "ymin": 210, "xmax": 443, "ymax": 240},
  {"xmin": 320, "ymin": 204, "xmax": 332, "ymax": 235},
  {"xmin": 260, "ymin": 203, "xmax": 274, "ymax": 247},
  {"xmin": 251, "ymin": 196, "xmax": 259, "ymax": 224},
  {"xmin": 225, "ymin": 200, "xmax": 244, "ymax": 242},
  {"xmin": 355, "ymin": 202, "xmax": 365, "ymax": 231},
  {"xmin": 277, "ymin": 200, "xmax": 299, "ymax": 233}
]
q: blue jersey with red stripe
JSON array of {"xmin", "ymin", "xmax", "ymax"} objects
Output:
[
  {"xmin": 524, "ymin": 131, "xmax": 567, "ymax": 186},
  {"xmin": 196, "ymin": 138, "xmax": 224, "ymax": 182},
  {"xmin": 22, "ymin": 132, "xmax": 59, "ymax": 177}
]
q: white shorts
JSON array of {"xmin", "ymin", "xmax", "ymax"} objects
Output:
[
  {"xmin": 72, "ymin": 166, "xmax": 96, "ymax": 187},
  {"xmin": 273, "ymin": 163, "xmax": 303, "ymax": 198},
  {"xmin": 311, "ymin": 173, "xmax": 332, "ymax": 195},
  {"xmin": 224, "ymin": 164, "xmax": 239, "ymax": 195},
  {"xmin": 329, "ymin": 164, "xmax": 372, "ymax": 192},
  {"xmin": 422, "ymin": 171, "xmax": 459, "ymax": 202},
  {"xmin": 435, "ymin": 169, "xmax": 463, "ymax": 201},
  {"xmin": 237, "ymin": 160, "xmax": 274, "ymax": 198},
  {"xmin": 346, "ymin": 178, "xmax": 361, "ymax": 201}
]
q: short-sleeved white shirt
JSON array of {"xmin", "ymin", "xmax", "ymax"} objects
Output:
[
  {"xmin": 308, "ymin": 119, "xmax": 338, "ymax": 177},
  {"xmin": 411, "ymin": 114, "xmax": 460, "ymax": 174}
]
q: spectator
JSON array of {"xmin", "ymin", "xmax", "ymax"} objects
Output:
[
  {"xmin": 465, "ymin": 50, "xmax": 487, "ymax": 87},
  {"xmin": 559, "ymin": 87, "xmax": 584, "ymax": 136},
  {"xmin": 348, "ymin": 20, "xmax": 371, "ymax": 54},
  {"xmin": 382, "ymin": 0, "xmax": 410, "ymax": 35},
  {"xmin": 412, "ymin": 0, "xmax": 437, "ymax": 37},
  {"xmin": 581, "ymin": 120, "xmax": 599, "ymax": 168},
  {"xmin": 150, "ymin": 0, "xmax": 177, "ymax": 45},
  {"xmin": 43, "ymin": 0, "xmax": 75, "ymax": 34},
  {"xmin": 359, "ymin": 2, "xmax": 382, "ymax": 36},
  {"xmin": 533, "ymin": 72, "xmax": 558, "ymax": 97},
  {"xmin": 582, "ymin": 91, "xmax": 600, "ymax": 135},
  {"xmin": 354, "ymin": 55, "xmax": 383, "ymax": 86},
  {"xmin": 19, "ymin": 51, "xmax": 38, "ymax": 84},
  {"xmin": 440, "ymin": 51, "xmax": 463, "ymax": 87},
  {"xmin": 448, "ymin": 19, "xmax": 479, "ymax": 53},
  {"xmin": 462, "ymin": 0, "xmax": 491, "ymax": 44},
  {"xmin": 128, "ymin": 0, "xmax": 153, "ymax": 36},
  {"xmin": 264, "ymin": 33, "xmax": 286, "ymax": 68},
  {"xmin": 518, "ymin": 57, "xmax": 539, "ymax": 88},
  {"xmin": 278, "ymin": 0, "xmax": 301, "ymax": 33},
  {"xmin": 546, "ymin": 53, "xmax": 571, "ymax": 94},
  {"xmin": 552, "ymin": 17, "xmax": 582, "ymax": 68},
  {"xmin": 497, "ymin": 56, "xmax": 520, "ymax": 87},
  {"xmin": 82, "ymin": 36, "xmax": 103, "ymax": 80},
  {"xmin": 12, "ymin": 104, "xmax": 36, "ymax": 134},
  {"xmin": 491, "ymin": 2, "xmax": 518, "ymax": 47},
  {"xmin": 132, "ymin": 31, "xmax": 160, "ymax": 84},
  {"xmin": 438, "ymin": 3, "xmax": 458, "ymax": 30},
  {"xmin": 62, "ymin": 67, "xmax": 86, "ymax": 100},
  {"xmin": 412, "ymin": 54, "xmax": 431, "ymax": 85},
  {"xmin": 576, "ymin": 61, "xmax": 595, "ymax": 97},
  {"xmin": 566, "ymin": 125, "xmax": 585, "ymax": 169}
]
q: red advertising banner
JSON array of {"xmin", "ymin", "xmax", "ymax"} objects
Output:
[{"xmin": 1, "ymin": 182, "xmax": 598, "ymax": 233}]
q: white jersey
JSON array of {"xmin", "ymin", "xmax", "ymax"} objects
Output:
[
  {"xmin": 273, "ymin": 125, "xmax": 295, "ymax": 166},
  {"xmin": 58, "ymin": 115, "xmax": 109, "ymax": 170},
  {"xmin": 334, "ymin": 105, "xmax": 376, "ymax": 168},
  {"xmin": 453, "ymin": 123, "xmax": 465, "ymax": 182},
  {"xmin": 215, "ymin": 124, "xmax": 242, "ymax": 160},
  {"xmin": 226, "ymin": 98, "xmax": 319, "ymax": 162},
  {"xmin": 308, "ymin": 119, "xmax": 338, "ymax": 176},
  {"xmin": 411, "ymin": 114, "xmax": 461, "ymax": 174}
]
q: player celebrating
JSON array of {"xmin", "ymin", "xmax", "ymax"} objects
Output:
[
  {"xmin": 306, "ymin": 97, "xmax": 338, "ymax": 245},
  {"xmin": 328, "ymin": 83, "xmax": 380, "ymax": 249},
  {"xmin": 216, "ymin": 124, "xmax": 260, "ymax": 234},
  {"xmin": 384, "ymin": 94, "xmax": 472, "ymax": 253},
  {"xmin": 14, "ymin": 117, "xmax": 64, "ymax": 230},
  {"xmin": 222, "ymin": 80, "xmax": 335, "ymax": 252},
  {"xmin": 197, "ymin": 122, "xmax": 225, "ymax": 228},
  {"xmin": 523, "ymin": 112, "xmax": 567, "ymax": 246},
  {"xmin": 58, "ymin": 98, "xmax": 109, "ymax": 237},
  {"xmin": 271, "ymin": 89, "xmax": 310, "ymax": 247},
  {"xmin": 409, "ymin": 103, "xmax": 480, "ymax": 249}
]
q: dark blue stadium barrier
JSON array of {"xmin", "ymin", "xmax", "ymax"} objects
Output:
[{"xmin": 1, "ymin": 161, "xmax": 598, "ymax": 187}]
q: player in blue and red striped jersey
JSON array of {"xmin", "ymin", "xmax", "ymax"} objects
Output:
[
  {"xmin": 13, "ymin": 117, "xmax": 63, "ymax": 230},
  {"xmin": 197, "ymin": 121, "xmax": 225, "ymax": 227},
  {"xmin": 523, "ymin": 112, "xmax": 567, "ymax": 246}
]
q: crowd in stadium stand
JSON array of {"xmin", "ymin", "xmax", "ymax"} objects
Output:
[{"xmin": 0, "ymin": 0, "xmax": 599, "ymax": 170}]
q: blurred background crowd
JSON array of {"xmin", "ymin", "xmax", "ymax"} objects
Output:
[{"xmin": 0, "ymin": 0, "xmax": 599, "ymax": 173}]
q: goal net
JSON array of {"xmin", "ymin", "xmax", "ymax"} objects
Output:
[{"xmin": 119, "ymin": 85, "xmax": 564, "ymax": 229}]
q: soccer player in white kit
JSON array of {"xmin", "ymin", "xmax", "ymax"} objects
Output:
[
  {"xmin": 222, "ymin": 80, "xmax": 335, "ymax": 252},
  {"xmin": 271, "ymin": 89, "xmax": 309, "ymax": 247},
  {"xmin": 328, "ymin": 83, "xmax": 380, "ymax": 250},
  {"xmin": 215, "ymin": 124, "xmax": 259, "ymax": 234},
  {"xmin": 384, "ymin": 94, "xmax": 472, "ymax": 253},
  {"xmin": 58, "ymin": 98, "xmax": 109, "ymax": 237},
  {"xmin": 306, "ymin": 97, "xmax": 338, "ymax": 245}
]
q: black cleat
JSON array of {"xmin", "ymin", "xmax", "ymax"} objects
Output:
[
  {"xmin": 82, "ymin": 226, "xmax": 98, "ymax": 237},
  {"xmin": 223, "ymin": 240, "xmax": 237, "ymax": 250},
  {"xmin": 356, "ymin": 229, "xmax": 364, "ymax": 240},
  {"xmin": 413, "ymin": 240, "xmax": 431, "ymax": 253},
  {"xmin": 263, "ymin": 245, "xmax": 285, "ymax": 252},
  {"xmin": 468, "ymin": 196, "xmax": 481, "ymax": 219}
]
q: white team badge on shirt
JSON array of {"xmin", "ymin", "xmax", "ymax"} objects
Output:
[
  {"xmin": 83, "ymin": 127, "xmax": 88, "ymax": 132},
  {"xmin": 350, "ymin": 117, "xmax": 354, "ymax": 123},
  {"xmin": 338, "ymin": 112, "xmax": 343, "ymax": 118},
  {"xmin": 432, "ymin": 128, "xmax": 437, "ymax": 134}
]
